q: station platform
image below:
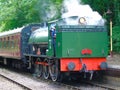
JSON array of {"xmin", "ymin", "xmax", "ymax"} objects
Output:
[
  {"xmin": 107, "ymin": 54, "xmax": 120, "ymax": 66},
  {"xmin": 108, "ymin": 65, "xmax": 120, "ymax": 69}
]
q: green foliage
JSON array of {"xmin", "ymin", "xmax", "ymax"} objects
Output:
[
  {"xmin": 114, "ymin": 0, "xmax": 120, "ymax": 25},
  {"xmin": 0, "ymin": 0, "xmax": 63, "ymax": 32},
  {"xmin": 35, "ymin": 0, "xmax": 62, "ymax": 21},
  {"xmin": 113, "ymin": 26, "xmax": 120, "ymax": 53},
  {"xmin": 0, "ymin": 0, "xmax": 39, "ymax": 31}
]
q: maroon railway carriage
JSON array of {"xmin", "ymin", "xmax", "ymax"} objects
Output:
[
  {"xmin": 0, "ymin": 28, "xmax": 21, "ymax": 59},
  {"xmin": 0, "ymin": 24, "xmax": 41, "ymax": 65}
]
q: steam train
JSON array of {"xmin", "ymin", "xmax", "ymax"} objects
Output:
[{"xmin": 0, "ymin": 16, "xmax": 108, "ymax": 81}]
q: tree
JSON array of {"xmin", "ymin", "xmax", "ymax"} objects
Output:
[
  {"xmin": 114, "ymin": 0, "xmax": 120, "ymax": 25},
  {"xmin": 0, "ymin": 0, "xmax": 40, "ymax": 31},
  {"xmin": 0, "ymin": 0, "xmax": 63, "ymax": 32},
  {"xmin": 35, "ymin": 0, "xmax": 62, "ymax": 21}
]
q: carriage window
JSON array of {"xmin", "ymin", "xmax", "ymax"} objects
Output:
[
  {"xmin": 0, "ymin": 38, "xmax": 1, "ymax": 48},
  {"xmin": 11, "ymin": 41, "xmax": 14, "ymax": 48},
  {"xmin": 10, "ymin": 36, "xmax": 14, "ymax": 48},
  {"xmin": 4, "ymin": 37, "xmax": 6, "ymax": 48},
  {"xmin": 7, "ymin": 37, "xmax": 10, "ymax": 48},
  {"xmin": 1, "ymin": 38, "xmax": 3, "ymax": 48},
  {"xmin": 12, "ymin": 36, "xmax": 14, "ymax": 39}
]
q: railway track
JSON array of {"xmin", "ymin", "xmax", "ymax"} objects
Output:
[
  {"xmin": 60, "ymin": 78, "xmax": 117, "ymax": 90},
  {"xmin": 0, "ymin": 73, "xmax": 116, "ymax": 90},
  {"xmin": 0, "ymin": 65, "xmax": 119, "ymax": 90},
  {"xmin": 41, "ymin": 75, "xmax": 117, "ymax": 90},
  {"xmin": 0, "ymin": 73, "xmax": 31, "ymax": 90},
  {"xmin": 80, "ymin": 80, "xmax": 116, "ymax": 90}
]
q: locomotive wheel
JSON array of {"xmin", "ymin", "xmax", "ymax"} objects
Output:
[
  {"xmin": 43, "ymin": 59, "xmax": 49, "ymax": 79},
  {"xmin": 34, "ymin": 58, "xmax": 43, "ymax": 77},
  {"xmin": 49, "ymin": 60, "xmax": 62, "ymax": 82}
]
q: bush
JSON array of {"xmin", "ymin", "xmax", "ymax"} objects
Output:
[{"xmin": 113, "ymin": 26, "xmax": 120, "ymax": 53}]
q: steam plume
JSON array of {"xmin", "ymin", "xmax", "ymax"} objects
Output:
[{"xmin": 62, "ymin": 0, "xmax": 105, "ymax": 25}]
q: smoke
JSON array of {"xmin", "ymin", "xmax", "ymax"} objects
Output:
[
  {"xmin": 46, "ymin": 5, "xmax": 57, "ymax": 20},
  {"xmin": 61, "ymin": 0, "xmax": 105, "ymax": 25},
  {"xmin": 37, "ymin": 0, "xmax": 58, "ymax": 21}
]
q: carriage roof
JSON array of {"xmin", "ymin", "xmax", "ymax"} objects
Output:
[{"xmin": 0, "ymin": 27, "xmax": 24, "ymax": 37}]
